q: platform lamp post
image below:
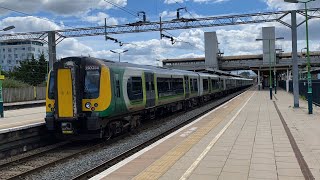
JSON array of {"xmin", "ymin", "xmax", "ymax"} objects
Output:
[
  {"xmin": 284, "ymin": 0, "xmax": 314, "ymax": 114},
  {"xmin": 110, "ymin": 50, "xmax": 128, "ymax": 62},
  {"xmin": 0, "ymin": 66, "xmax": 4, "ymax": 118},
  {"xmin": 256, "ymin": 37, "xmax": 284, "ymax": 100}
]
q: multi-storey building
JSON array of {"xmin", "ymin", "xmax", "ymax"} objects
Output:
[{"xmin": 0, "ymin": 39, "xmax": 47, "ymax": 71}]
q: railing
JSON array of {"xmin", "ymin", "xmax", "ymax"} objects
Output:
[
  {"xmin": 279, "ymin": 80, "xmax": 320, "ymax": 106},
  {"xmin": 2, "ymin": 86, "xmax": 46, "ymax": 103}
]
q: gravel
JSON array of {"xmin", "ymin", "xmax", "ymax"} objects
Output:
[{"xmin": 26, "ymin": 91, "xmax": 243, "ymax": 180}]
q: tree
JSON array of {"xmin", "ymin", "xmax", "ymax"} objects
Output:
[
  {"xmin": 12, "ymin": 53, "xmax": 48, "ymax": 86},
  {"xmin": 239, "ymin": 71, "xmax": 250, "ymax": 78}
]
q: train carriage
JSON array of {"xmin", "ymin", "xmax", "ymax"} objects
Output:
[{"xmin": 45, "ymin": 56, "xmax": 253, "ymax": 140}]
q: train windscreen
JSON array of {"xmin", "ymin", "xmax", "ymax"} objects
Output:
[{"xmin": 84, "ymin": 70, "xmax": 100, "ymax": 99}]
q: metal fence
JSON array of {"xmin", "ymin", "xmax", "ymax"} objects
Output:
[
  {"xmin": 2, "ymin": 86, "xmax": 46, "ymax": 103},
  {"xmin": 279, "ymin": 80, "xmax": 320, "ymax": 105}
]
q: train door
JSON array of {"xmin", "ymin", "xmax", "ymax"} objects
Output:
[
  {"xmin": 55, "ymin": 63, "xmax": 81, "ymax": 119},
  {"xmin": 184, "ymin": 76, "xmax": 190, "ymax": 98},
  {"xmin": 57, "ymin": 68, "xmax": 74, "ymax": 118},
  {"xmin": 145, "ymin": 72, "xmax": 155, "ymax": 108}
]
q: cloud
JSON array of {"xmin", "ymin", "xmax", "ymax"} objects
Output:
[
  {"xmin": 164, "ymin": 0, "xmax": 229, "ymax": 4},
  {"xmin": 164, "ymin": 0, "xmax": 184, "ymax": 4},
  {"xmin": 82, "ymin": 12, "xmax": 119, "ymax": 26},
  {"xmin": 0, "ymin": 16, "xmax": 62, "ymax": 32},
  {"xmin": 0, "ymin": 0, "xmax": 127, "ymax": 16},
  {"xmin": 194, "ymin": 0, "xmax": 230, "ymax": 3},
  {"xmin": 264, "ymin": 0, "xmax": 320, "ymax": 11},
  {"xmin": 57, "ymin": 38, "xmax": 93, "ymax": 58}
]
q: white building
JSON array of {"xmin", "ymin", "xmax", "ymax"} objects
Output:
[{"xmin": 0, "ymin": 39, "xmax": 47, "ymax": 71}]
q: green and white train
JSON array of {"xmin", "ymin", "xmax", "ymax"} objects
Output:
[{"xmin": 45, "ymin": 56, "xmax": 253, "ymax": 139}]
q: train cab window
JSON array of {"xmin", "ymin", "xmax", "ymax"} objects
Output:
[
  {"xmin": 127, "ymin": 77, "xmax": 143, "ymax": 101},
  {"xmin": 48, "ymin": 72, "xmax": 55, "ymax": 99},
  {"xmin": 203, "ymin": 79, "xmax": 208, "ymax": 91},
  {"xmin": 84, "ymin": 70, "xmax": 100, "ymax": 99}
]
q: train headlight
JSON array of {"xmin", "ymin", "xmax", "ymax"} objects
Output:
[{"xmin": 85, "ymin": 102, "xmax": 91, "ymax": 109}]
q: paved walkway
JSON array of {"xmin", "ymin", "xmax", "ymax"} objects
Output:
[
  {"xmin": 0, "ymin": 106, "xmax": 45, "ymax": 132},
  {"xmin": 95, "ymin": 89, "xmax": 320, "ymax": 180},
  {"xmin": 274, "ymin": 90, "xmax": 320, "ymax": 179}
]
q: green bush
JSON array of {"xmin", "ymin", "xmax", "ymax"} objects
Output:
[{"xmin": 2, "ymin": 78, "xmax": 31, "ymax": 88}]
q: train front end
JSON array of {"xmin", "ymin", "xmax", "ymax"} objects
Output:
[{"xmin": 45, "ymin": 57, "xmax": 112, "ymax": 139}]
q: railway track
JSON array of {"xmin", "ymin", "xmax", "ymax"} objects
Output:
[
  {"xmin": 72, "ymin": 88, "xmax": 249, "ymax": 180},
  {"xmin": 0, "ymin": 140, "xmax": 112, "ymax": 180}
]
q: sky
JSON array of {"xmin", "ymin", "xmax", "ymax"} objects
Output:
[{"xmin": 0, "ymin": 0, "xmax": 319, "ymax": 66}]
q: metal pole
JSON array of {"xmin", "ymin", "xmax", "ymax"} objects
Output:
[
  {"xmin": 274, "ymin": 47, "xmax": 277, "ymax": 94},
  {"xmin": 118, "ymin": 53, "xmax": 120, "ymax": 62},
  {"xmin": 291, "ymin": 10, "xmax": 299, "ymax": 107},
  {"xmin": 48, "ymin": 31, "xmax": 56, "ymax": 70},
  {"xmin": 258, "ymin": 70, "xmax": 261, "ymax": 90},
  {"xmin": 304, "ymin": 2, "xmax": 313, "ymax": 114},
  {"xmin": 286, "ymin": 68, "xmax": 289, "ymax": 92},
  {"xmin": 269, "ymin": 40, "xmax": 272, "ymax": 100},
  {"xmin": 0, "ymin": 66, "xmax": 4, "ymax": 118}
]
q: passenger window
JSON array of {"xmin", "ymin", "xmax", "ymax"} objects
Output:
[
  {"xmin": 127, "ymin": 77, "xmax": 143, "ymax": 101},
  {"xmin": 193, "ymin": 79, "xmax": 198, "ymax": 92}
]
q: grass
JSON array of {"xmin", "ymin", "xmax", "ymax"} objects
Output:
[
  {"xmin": 2, "ymin": 78, "xmax": 31, "ymax": 88},
  {"xmin": 300, "ymin": 95, "xmax": 306, "ymax": 101}
]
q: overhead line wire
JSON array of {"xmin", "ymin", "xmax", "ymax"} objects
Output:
[
  {"xmin": 163, "ymin": 30, "xmax": 202, "ymax": 50},
  {"xmin": 104, "ymin": 0, "xmax": 138, "ymax": 18}
]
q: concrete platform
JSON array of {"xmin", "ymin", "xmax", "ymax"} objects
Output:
[
  {"xmin": 0, "ymin": 106, "xmax": 45, "ymax": 133},
  {"xmin": 93, "ymin": 89, "xmax": 320, "ymax": 180}
]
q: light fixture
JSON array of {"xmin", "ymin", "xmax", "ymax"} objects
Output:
[{"xmin": 85, "ymin": 102, "xmax": 91, "ymax": 109}]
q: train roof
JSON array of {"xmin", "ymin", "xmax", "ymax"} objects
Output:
[
  {"xmin": 60, "ymin": 56, "xmax": 200, "ymax": 76},
  {"xmin": 58, "ymin": 57, "xmax": 252, "ymax": 81}
]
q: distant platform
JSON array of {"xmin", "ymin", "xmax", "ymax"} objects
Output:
[
  {"xmin": 92, "ymin": 89, "xmax": 320, "ymax": 180},
  {"xmin": 0, "ymin": 106, "xmax": 45, "ymax": 133}
]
